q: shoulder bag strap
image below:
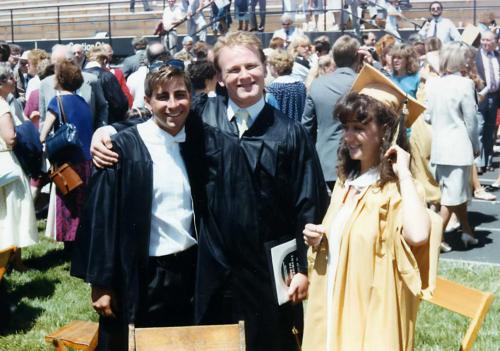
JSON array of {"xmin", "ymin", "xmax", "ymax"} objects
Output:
[{"xmin": 56, "ymin": 93, "xmax": 68, "ymax": 125}]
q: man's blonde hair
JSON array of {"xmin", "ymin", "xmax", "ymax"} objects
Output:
[
  {"xmin": 212, "ymin": 31, "xmax": 266, "ymax": 72},
  {"xmin": 88, "ymin": 46, "xmax": 108, "ymax": 65}
]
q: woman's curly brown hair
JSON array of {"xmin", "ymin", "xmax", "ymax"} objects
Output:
[{"xmin": 335, "ymin": 92, "xmax": 409, "ymax": 187}]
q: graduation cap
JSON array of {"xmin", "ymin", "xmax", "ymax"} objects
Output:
[
  {"xmin": 461, "ymin": 24, "xmax": 481, "ymax": 47},
  {"xmin": 350, "ymin": 64, "xmax": 426, "ymax": 128}
]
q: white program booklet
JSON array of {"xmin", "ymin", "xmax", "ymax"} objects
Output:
[{"xmin": 265, "ymin": 238, "xmax": 300, "ymax": 306}]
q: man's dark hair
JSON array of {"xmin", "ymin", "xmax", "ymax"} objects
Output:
[
  {"xmin": 8, "ymin": 44, "xmax": 22, "ymax": 55},
  {"xmin": 0, "ymin": 42, "xmax": 10, "ymax": 62},
  {"xmin": 429, "ymin": 1, "xmax": 443, "ymax": 11},
  {"xmin": 192, "ymin": 42, "xmax": 209, "ymax": 61},
  {"xmin": 146, "ymin": 42, "xmax": 171, "ymax": 65},
  {"xmin": 132, "ymin": 36, "xmax": 148, "ymax": 51},
  {"xmin": 188, "ymin": 60, "xmax": 216, "ymax": 91},
  {"xmin": 314, "ymin": 41, "xmax": 331, "ymax": 57}
]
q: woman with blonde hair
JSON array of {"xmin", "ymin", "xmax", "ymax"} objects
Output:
[
  {"xmin": 267, "ymin": 49, "xmax": 307, "ymax": 121},
  {"xmin": 305, "ymin": 55, "xmax": 335, "ymax": 90},
  {"xmin": 288, "ymin": 34, "xmax": 313, "ymax": 81}
]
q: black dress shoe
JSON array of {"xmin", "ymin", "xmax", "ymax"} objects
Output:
[{"xmin": 487, "ymin": 166, "xmax": 495, "ymax": 172}]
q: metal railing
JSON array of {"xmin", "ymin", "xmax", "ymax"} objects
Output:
[{"xmin": 0, "ymin": 0, "xmax": 498, "ymax": 44}]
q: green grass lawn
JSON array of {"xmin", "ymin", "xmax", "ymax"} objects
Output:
[{"xmin": 0, "ymin": 234, "xmax": 499, "ymax": 350}]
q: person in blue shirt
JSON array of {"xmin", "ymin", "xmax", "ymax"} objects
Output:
[{"xmin": 390, "ymin": 43, "xmax": 421, "ymax": 98}]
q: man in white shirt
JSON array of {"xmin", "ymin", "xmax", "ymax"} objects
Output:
[
  {"xmin": 162, "ymin": 0, "xmax": 185, "ymax": 53},
  {"xmin": 273, "ymin": 13, "xmax": 304, "ymax": 47},
  {"xmin": 127, "ymin": 42, "xmax": 170, "ymax": 109},
  {"xmin": 475, "ymin": 30, "xmax": 500, "ymax": 172},
  {"xmin": 72, "ymin": 66, "xmax": 203, "ymax": 350},
  {"xmin": 418, "ymin": 1, "xmax": 460, "ymax": 43}
]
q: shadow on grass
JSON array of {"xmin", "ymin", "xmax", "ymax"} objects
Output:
[
  {"xmin": 25, "ymin": 248, "xmax": 68, "ymax": 271},
  {"xmin": 0, "ymin": 302, "xmax": 44, "ymax": 335},
  {"xmin": 0, "ymin": 276, "xmax": 59, "ymax": 335}
]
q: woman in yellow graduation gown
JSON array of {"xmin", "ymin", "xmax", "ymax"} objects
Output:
[{"xmin": 302, "ymin": 90, "xmax": 441, "ymax": 351}]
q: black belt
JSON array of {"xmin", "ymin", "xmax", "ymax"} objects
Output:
[{"xmin": 149, "ymin": 245, "xmax": 196, "ymax": 267}]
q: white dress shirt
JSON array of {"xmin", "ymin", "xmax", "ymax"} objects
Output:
[
  {"xmin": 137, "ymin": 119, "xmax": 196, "ymax": 256},
  {"xmin": 162, "ymin": 3, "xmax": 185, "ymax": 30},
  {"xmin": 126, "ymin": 65, "xmax": 148, "ymax": 108},
  {"xmin": 226, "ymin": 97, "xmax": 265, "ymax": 131},
  {"xmin": 480, "ymin": 49, "xmax": 500, "ymax": 95},
  {"xmin": 418, "ymin": 17, "xmax": 461, "ymax": 43}
]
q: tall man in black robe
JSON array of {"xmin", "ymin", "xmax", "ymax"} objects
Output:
[
  {"xmin": 193, "ymin": 31, "xmax": 328, "ymax": 351},
  {"xmin": 90, "ymin": 32, "xmax": 328, "ymax": 351}
]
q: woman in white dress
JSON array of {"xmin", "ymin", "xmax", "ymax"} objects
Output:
[{"xmin": 0, "ymin": 63, "xmax": 37, "ymax": 270}]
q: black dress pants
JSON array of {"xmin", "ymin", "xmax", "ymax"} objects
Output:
[{"xmin": 96, "ymin": 246, "xmax": 196, "ymax": 351}]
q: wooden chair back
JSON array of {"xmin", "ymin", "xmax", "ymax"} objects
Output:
[
  {"xmin": 0, "ymin": 246, "xmax": 16, "ymax": 282},
  {"xmin": 423, "ymin": 276, "xmax": 495, "ymax": 351},
  {"xmin": 45, "ymin": 320, "xmax": 99, "ymax": 351},
  {"xmin": 129, "ymin": 321, "xmax": 246, "ymax": 351}
]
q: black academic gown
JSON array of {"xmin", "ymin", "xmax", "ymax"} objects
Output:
[
  {"xmin": 193, "ymin": 95, "xmax": 328, "ymax": 351},
  {"xmin": 71, "ymin": 113, "xmax": 206, "ymax": 335}
]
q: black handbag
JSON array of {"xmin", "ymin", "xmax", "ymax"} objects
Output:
[
  {"xmin": 13, "ymin": 120, "xmax": 44, "ymax": 178},
  {"xmin": 45, "ymin": 94, "xmax": 82, "ymax": 163}
]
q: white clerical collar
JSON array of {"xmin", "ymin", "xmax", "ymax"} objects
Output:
[
  {"xmin": 227, "ymin": 97, "xmax": 265, "ymax": 123},
  {"xmin": 345, "ymin": 167, "xmax": 380, "ymax": 191},
  {"xmin": 147, "ymin": 118, "xmax": 186, "ymax": 143}
]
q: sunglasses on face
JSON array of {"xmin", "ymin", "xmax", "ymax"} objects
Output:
[
  {"xmin": 431, "ymin": 7, "xmax": 441, "ymax": 10},
  {"xmin": 149, "ymin": 59, "xmax": 185, "ymax": 72}
]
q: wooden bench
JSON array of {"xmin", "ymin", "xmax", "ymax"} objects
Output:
[
  {"xmin": 129, "ymin": 321, "xmax": 246, "ymax": 351},
  {"xmin": 45, "ymin": 320, "xmax": 99, "ymax": 351},
  {"xmin": 0, "ymin": 246, "xmax": 16, "ymax": 282},
  {"xmin": 423, "ymin": 276, "xmax": 495, "ymax": 351}
]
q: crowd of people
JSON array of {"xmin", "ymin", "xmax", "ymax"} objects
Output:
[{"xmin": 1, "ymin": 1, "xmax": 500, "ymax": 350}]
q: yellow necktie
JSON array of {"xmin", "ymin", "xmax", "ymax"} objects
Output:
[{"xmin": 236, "ymin": 109, "xmax": 250, "ymax": 138}]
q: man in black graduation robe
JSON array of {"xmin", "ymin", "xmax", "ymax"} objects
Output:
[
  {"xmin": 71, "ymin": 93, "xmax": 206, "ymax": 350},
  {"xmin": 192, "ymin": 32, "xmax": 329, "ymax": 351}
]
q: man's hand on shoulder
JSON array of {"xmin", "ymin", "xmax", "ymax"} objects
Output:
[{"xmin": 91, "ymin": 126, "xmax": 119, "ymax": 168}]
